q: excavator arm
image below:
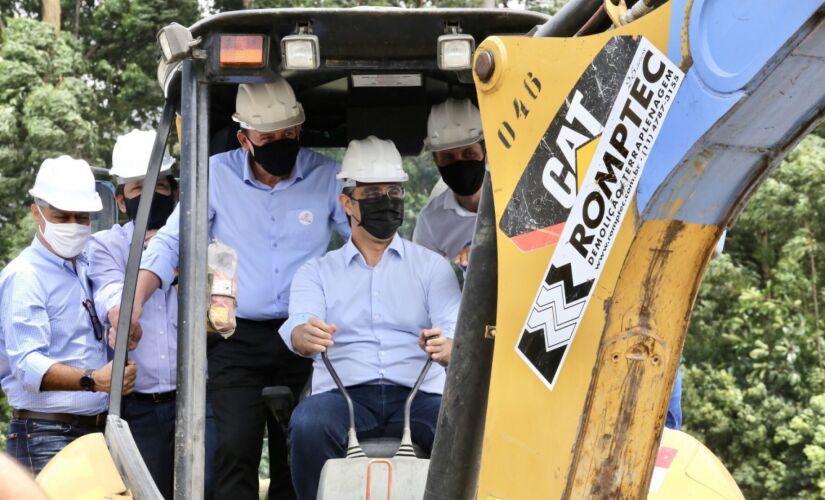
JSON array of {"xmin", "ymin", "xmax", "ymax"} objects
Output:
[{"xmin": 428, "ymin": 1, "xmax": 825, "ymax": 498}]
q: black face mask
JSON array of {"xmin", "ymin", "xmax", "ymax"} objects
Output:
[
  {"xmin": 250, "ymin": 138, "xmax": 300, "ymax": 177},
  {"xmin": 438, "ymin": 157, "xmax": 486, "ymax": 197},
  {"xmin": 124, "ymin": 193, "xmax": 176, "ymax": 231},
  {"xmin": 355, "ymin": 196, "xmax": 404, "ymax": 240}
]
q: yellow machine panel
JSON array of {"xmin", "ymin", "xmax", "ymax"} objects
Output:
[
  {"xmin": 36, "ymin": 433, "xmax": 132, "ymax": 500},
  {"xmin": 473, "ymin": 5, "xmax": 697, "ymax": 498}
]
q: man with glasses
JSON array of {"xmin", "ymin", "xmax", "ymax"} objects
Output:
[
  {"xmin": 127, "ymin": 77, "xmax": 350, "ymax": 498},
  {"xmin": 0, "ymin": 156, "xmax": 137, "ymax": 474},
  {"xmin": 280, "ymin": 136, "xmax": 461, "ymax": 500}
]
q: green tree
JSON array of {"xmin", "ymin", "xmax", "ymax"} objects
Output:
[
  {"xmin": 683, "ymin": 135, "xmax": 825, "ymax": 499},
  {"xmin": 0, "ymin": 17, "xmax": 101, "ymax": 265}
]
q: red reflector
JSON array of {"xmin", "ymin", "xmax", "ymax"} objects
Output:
[{"xmin": 220, "ymin": 35, "xmax": 265, "ymax": 67}]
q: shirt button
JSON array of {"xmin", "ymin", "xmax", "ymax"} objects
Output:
[
  {"xmin": 271, "ymin": 216, "xmax": 276, "ymax": 222},
  {"xmin": 272, "ymin": 242, "xmax": 278, "ymax": 248},
  {"xmin": 373, "ymin": 314, "xmax": 380, "ymax": 320},
  {"xmin": 275, "ymin": 268, "xmax": 280, "ymax": 274},
  {"xmin": 161, "ymin": 355, "xmax": 166, "ymax": 360},
  {"xmin": 379, "ymin": 370, "xmax": 384, "ymax": 376},
  {"xmin": 372, "ymin": 291, "xmax": 378, "ymax": 297},
  {"xmin": 159, "ymin": 330, "xmax": 164, "ymax": 335}
]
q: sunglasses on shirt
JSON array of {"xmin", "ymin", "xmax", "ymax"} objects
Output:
[{"xmin": 82, "ymin": 299, "xmax": 104, "ymax": 341}]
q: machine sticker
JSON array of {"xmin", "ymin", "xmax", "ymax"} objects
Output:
[
  {"xmin": 648, "ymin": 446, "xmax": 678, "ymax": 493},
  {"xmin": 499, "ymin": 36, "xmax": 640, "ymax": 252},
  {"xmin": 516, "ymin": 37, "xmax": 684, "ymax": 390}
]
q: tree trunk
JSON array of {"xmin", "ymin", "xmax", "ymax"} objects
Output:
[
  {"xmin": 73, "ymin": 0, "xmax": 81, "ymax": 37},
  {"xmin": 811, "ymin": 249, "xmax": 823, "ymax": 370},
  {"xmin": 42, "ymin": 0, "xmax": 61, "ymax": 32}
]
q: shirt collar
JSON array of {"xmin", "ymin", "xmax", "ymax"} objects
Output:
[
  {"xmin": 442, "ymin": 190, "xmax": 476, "ymax": 217},
  {"xmin": 30, "ymin": 236, "xmax": 85, "ymax": 271},
  {"xmin": 242, "ymin": 148, "xmax": 305, "ymax": 190},
  {"xmin": 343, "ymin": 233, "xmax": 405, "ymax": 266}
]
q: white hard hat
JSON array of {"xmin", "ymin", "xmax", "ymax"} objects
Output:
[
  {"xmin": 424, "ymin": 98, "xmax": 483, "ymax": 152},
  {"xmin": 29, "ymin": 155, "xmax": 103, "ymax": 212},
  {"xmin": 338, "ymin": 136, "xmax": 409, "ymax": 187},
  {"xmin": 231, "ymin": 78, "xmax": 305, "ymax": 133},
  {"xmin": 110, "ymin": 129, "xmax": 175, "ymax": 184}
]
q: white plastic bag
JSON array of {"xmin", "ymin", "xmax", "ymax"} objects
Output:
[{"xmin": 207, "ymin": 241, "xmax": 238, "ymax": 339}]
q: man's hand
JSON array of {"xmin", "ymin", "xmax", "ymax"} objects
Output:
[
  {"xmin": 92, "ymin": 360, "xmax": 138, "ymax": 395},
  {"xmin": 419, "ymin": 327, "xmax": 452, "ymax": 366},
  {"xmin": 454, "ymin": 245, "xmax": 471, "ymax": 271},
  {"xmin": 107, "ymin": 305, "xmax": 142, "ymax": 351},
  {"xmin": 292, "ymin": 318, "xmax": 337, "ymax": 356},
  {"xmin": 143, "ymin": 229, "xmax": 158, "ymax": 247}
]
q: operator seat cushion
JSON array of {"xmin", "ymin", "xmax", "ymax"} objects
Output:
[{"xmin": 360, "ymin": 437, "xmax": 429, "ymax": 459}]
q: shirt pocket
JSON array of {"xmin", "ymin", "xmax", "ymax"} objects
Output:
[{"xmin": 283, "ymin": 207, "xmax": 329, "ymax": 250}]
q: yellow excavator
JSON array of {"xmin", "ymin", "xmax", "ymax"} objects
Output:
[{"xmin": 16, "ymin": 1, "xmax": 825, "ymax": 498}]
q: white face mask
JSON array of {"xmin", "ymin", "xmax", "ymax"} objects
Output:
[{"xmin": 37, "ymin": 206, "xmax": 91, "ymax": 259}]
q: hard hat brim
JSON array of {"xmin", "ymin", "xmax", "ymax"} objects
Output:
[
  {"xmin": 115, "ymin": 161, "xmax": 176, "ymax": 185},
  {"xmin": 423, "ymin": 133, "xmax": 484, "ymax": 153},
  {"xmin": 336, "ymin": 172, "xmax": 409, "ymax": 187},
  {"xmin": 231, "ymin": 104, "xmax": 306, "ymax": 133},
  {"xmin": 29, "ymin": 188, "xmax": 103, "ymax": 213}
]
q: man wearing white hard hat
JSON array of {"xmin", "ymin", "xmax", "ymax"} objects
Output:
[
  {"xmin": 86, "ymin": 130, "xmax": 216, "ymax": 498},
  {"xmin": 414, "ymin": 98, "xmax": 486, "ymax": 271},
  {"xmin": 128, "ymin": 76, "xmax": 350, "ymax": 498},
  {"xmin": 0, "ymin": 156, "xmax": 137, "ymax": 474},
  {"xmin": 280, "ymin": 136, "xmax": 461, "ymax": 500}
]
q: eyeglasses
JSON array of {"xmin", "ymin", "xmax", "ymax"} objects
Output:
[
  {"xmin": 82, "ymin": 299, "xmax": 104, "ymax": 341},
  {"xmin": 350, "ymin": 185, "xmax": 405, "ymax": 201}
]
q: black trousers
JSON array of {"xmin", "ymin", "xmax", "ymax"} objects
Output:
[{"xmin": 208, "ymin": 318, "xmax": 311, "ymax": 500}]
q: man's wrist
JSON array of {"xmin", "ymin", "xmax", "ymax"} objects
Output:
[{"xmin": 80, "ymin": 369, "xmax": 96, "ymax": 392}]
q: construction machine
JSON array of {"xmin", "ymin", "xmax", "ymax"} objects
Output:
[{"xmin": 26, "ymin": 1, "xmax": 825, "ymax": 498}]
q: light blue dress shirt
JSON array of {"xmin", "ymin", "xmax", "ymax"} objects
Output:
[
  {"xmin": 88, "ymin": 222, "xmax": 177, "ymax": 394},
  {"xmin": 0, "ymin": 238, "xmax": 108, "ymax": 415},
  {"xmin": 280, "ymin": 235, "xmax": 461, "ymax": 395},
  {"xmin": 142, "ymin": 147, "xmax": 351, "ymax": 321}
]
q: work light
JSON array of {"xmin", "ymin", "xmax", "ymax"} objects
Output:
[
  {"xmin": 438, "ymin": 34, "xmax": 475, "ymax": 71},
  {"xmin": 281, "ymin": 33, "xmax": 320, "ymax": 70}
]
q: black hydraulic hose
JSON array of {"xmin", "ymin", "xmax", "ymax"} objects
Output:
[
  {"xmin": 424, "ymin": 171, "xmax": 498, "ymax": 500},
  {"xmin": 533, "ymin": 0, "xmax": 603, "ymax": 37}
]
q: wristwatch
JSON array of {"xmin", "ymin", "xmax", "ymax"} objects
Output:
[{"xmin": 80, "ymin": 369, "xmax": 96, "ymax": 392}]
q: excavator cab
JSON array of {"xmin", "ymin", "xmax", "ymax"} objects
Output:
[{"xmin": 33, "ymin": 2, "xmax": 825, "ymax": 499}]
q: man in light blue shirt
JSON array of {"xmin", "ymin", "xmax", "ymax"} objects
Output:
[
  {"xmin": 129, "ymin": 78, "xmax": 350, "ymax": 499},
  {"xmin": 0, "ymin": 156, "xmax": 137, "ymax": 474},
  {"xmin": 88, "ymin": 130, "xmax": 216, "ymax": 498},
  {"xmin": 281, "ymin": 136, "xmax": 461, "ymax": 500}
]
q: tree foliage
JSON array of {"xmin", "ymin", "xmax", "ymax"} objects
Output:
[{"xmin": 683, "ymin": 135, "xmax": 825, "ymax": 499}]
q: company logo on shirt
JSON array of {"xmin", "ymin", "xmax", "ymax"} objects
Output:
[{"xmin": 298, "ymin": 210, "xmax": 314, "ymax": 226}]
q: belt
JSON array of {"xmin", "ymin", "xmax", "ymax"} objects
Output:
[
  {"xmin": 13, "ymin": 409, "xmax": 107, "ymax": 429},
  {"xmin": 126, "ymin": 390, "xmax": 176, "ymax": 403}
]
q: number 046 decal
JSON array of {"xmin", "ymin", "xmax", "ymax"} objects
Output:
[{"xmin": 516, "ymin": 37, "xmax": 684, "ymax": 390}]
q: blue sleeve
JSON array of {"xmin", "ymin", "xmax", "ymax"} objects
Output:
[
  {"xmin": 87, "ymin": 232, "xmax": 125, "ymax": 322},
  {"xmin": 1, "ymin": 271, "xmax": 58, "ymax": 391},
  {"xmin": 141, "ymin": 204, "xmax": 181, "ymax": 290},
  {"xmin": 279, "ymin": 259, "xmax": 327, "ymax": 355},
  {"xmin": 425, "ymin": 254, "xmax": 462, "ymax": 338},
  {"xmin": 328, "ymin": 161, "xmax": 351, "ymax": 240}
]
